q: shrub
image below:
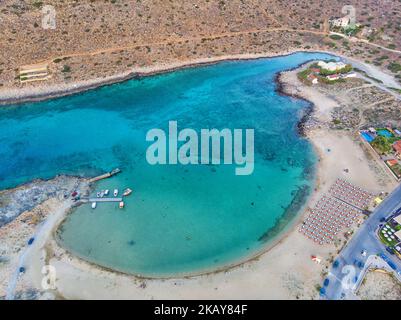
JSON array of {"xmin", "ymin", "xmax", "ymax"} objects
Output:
[
  {"xmin": 32, "ymin": 1, "xmax": 43, "ymax": 8},
  {"xmin": 329, "ymin": 34, "xmax": 343, "ymax": 40},
  {"xmin": 387, "ymin": 62, "xmax": 401, "ymax": 73},
  {"xmin": 61, "ymin": 65, "xmax": 71, "ymax": 73}
]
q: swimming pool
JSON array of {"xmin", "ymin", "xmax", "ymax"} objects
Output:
[
  {"xmin": 361, "ymin": 132, "xmax": 374, "ymax": 143},
  {"xmin": 377, "ymin": 129, "xmax": 394, "ymax": 138}
]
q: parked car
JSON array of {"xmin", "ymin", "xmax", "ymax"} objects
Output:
[
  {"xmin": 386, "ymin": 214, "xmax": 395, "ymax": 222},
  {"xmin": 379, "ymin": 253, "xmax": 387, "ymax": 260},
  {"xmin": 388, "ymin": 261, "xmax": 397, "ymax": 270},
  {"xmin": 386, "ymin": 247, "xmax": 395, "ymax": 255}
]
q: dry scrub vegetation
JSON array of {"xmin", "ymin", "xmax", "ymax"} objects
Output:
[{"xmin": 0, "ymin": 0, "xmax": 400, "ymax": 91}]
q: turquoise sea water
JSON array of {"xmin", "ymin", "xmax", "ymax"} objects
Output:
[{"xmin": 0, "ymin": 52, "xmax": 335, "ymax": 276}]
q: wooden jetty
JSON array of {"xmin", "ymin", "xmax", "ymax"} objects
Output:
[{"xmin": 88, "ymin": 197, "xmax": 123, "ymax": 203}]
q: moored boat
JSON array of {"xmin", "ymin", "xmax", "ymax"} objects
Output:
[
  {"xmin": 123, "ymin": 188, "xmax": 132, "ymax": 196},
  {"xmin": 114, "ymin": 189, "xmax": 119, "ymax": 197},
  {"xmin": 119, "ymin": 201, "xmax": 124, "ymax": 209},
  {"xmin": 104, "ymin": 189, "xmax": 109, "ymax": 196},
  {"xmin": 91, "ymin": 202, "xmax": 97, "ymax": 209}
]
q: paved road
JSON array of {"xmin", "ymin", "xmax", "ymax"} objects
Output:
[{"xmin": 323, "ymin": 183, "xmax": 401, "ymax": 300}]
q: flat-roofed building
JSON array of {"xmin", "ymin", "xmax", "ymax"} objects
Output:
[
  {"xmin": 19, "ymin": 63, "xmax": 50, "ymax": 83},
  {"xmin": 393, "ymin": 214, "xmax": 401, "ymax": 226}
]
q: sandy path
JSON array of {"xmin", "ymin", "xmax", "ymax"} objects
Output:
[
  {"xmin": 30, "ymin": 28, "xmax": 329, "ymax": 66},
  {"xmin": 3, "ymin": 198, "xmax": 73, "ymax": 300}
]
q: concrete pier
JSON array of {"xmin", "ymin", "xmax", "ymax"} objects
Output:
[{"xmin": 88, "ymin": 168, "xmax": 121, "ymax": 183}]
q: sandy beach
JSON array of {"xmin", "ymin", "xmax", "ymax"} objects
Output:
[
  {"xmin": 29, "ymin": 127, "xmax": 396, "ymax": 300},
  {"xmin": 1, "ymin": 54, "xmax": 398, "ymax": 300}
]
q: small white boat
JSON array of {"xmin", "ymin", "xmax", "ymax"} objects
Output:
[
  {"xmin": 91, "ymin": 202, "xmax": 97, "ymax": 209},
  {"xmin": 123, "ymin": 188, "xmax": 133, "ymax": 196},
  {"xmin": 119, "ymin": 201, "xmax": 125, "ymax": 209},
  {"xmin": 96, "ymin": 192, "xmax": 101, "ymax": 198},
  {"xmin": 104, "ymin": 189, "xmax": 109, "ymax": 196},
  {"xmin": 114, "ymin": 189, "xmax": 119, "ymax": 197},
  {"xmin": 100, "ymin": 190, "xmax": 105, "ymax": 198}
]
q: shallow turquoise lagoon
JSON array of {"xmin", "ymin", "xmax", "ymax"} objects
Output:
[{"xmin": 0, "ymin": 52, "xmax": 335, "ymax": 276}]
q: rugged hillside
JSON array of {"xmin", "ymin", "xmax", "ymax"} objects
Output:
[{"xmin": 0, "ymin": 0, "xmax": 400, "ymax": 92}]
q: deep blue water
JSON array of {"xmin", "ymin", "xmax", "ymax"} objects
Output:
[{"xmin": 0, "ymin": 52, "xmax": 335, "ymax": 276}]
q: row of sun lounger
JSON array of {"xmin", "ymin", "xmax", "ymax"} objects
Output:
[
  {"xmin": 300, "ymin": 191, "xmax": 363, "ymax": 244},
  {"xmin": 329, "ymin": 179, "xmax": 374, "ymax": 209}
]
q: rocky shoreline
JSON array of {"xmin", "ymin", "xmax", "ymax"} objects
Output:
[
  {"xmin": 0, "ymin": 176, "xmax": 84, "ymax": 228},
  {"xmin": 0, "ymin": 50, "xmax": 339, "ymax": 106}
]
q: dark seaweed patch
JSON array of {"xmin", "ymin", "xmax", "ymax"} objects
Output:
[{"xmin": 257, "ymin": 184, "xmax": 311, "ymax": 242}]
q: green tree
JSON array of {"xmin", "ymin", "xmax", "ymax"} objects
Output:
[{"xmin": 371, "ymin": 136, "xmax": 392, "ymax": 154}]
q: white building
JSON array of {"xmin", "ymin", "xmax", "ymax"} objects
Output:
[
  {"xmin": 317, "ymin": 61, "xmax": 347, "ymax": 72},
  {"xmin": 326, "ymin": 74, "xmax": 340, "ymax": 81},
  {"xmin": 329, "ymin": 16, "xmax": 350, "ymax": 28}
]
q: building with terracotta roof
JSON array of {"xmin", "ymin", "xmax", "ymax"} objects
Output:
[
  {"xmin": 386, "ymin": 159, "xmax": 398, "ymax": 167},
  {"xmin": 307, "ymin": 73, "xmax": 319, "ymax": 84},
  {"xmin": 393, "ymin": 140, "xmax": 401, "ymax": 156},
  {"xmin": 326, "ymin": 74, "xmax": 340, "ymax": 81}
]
